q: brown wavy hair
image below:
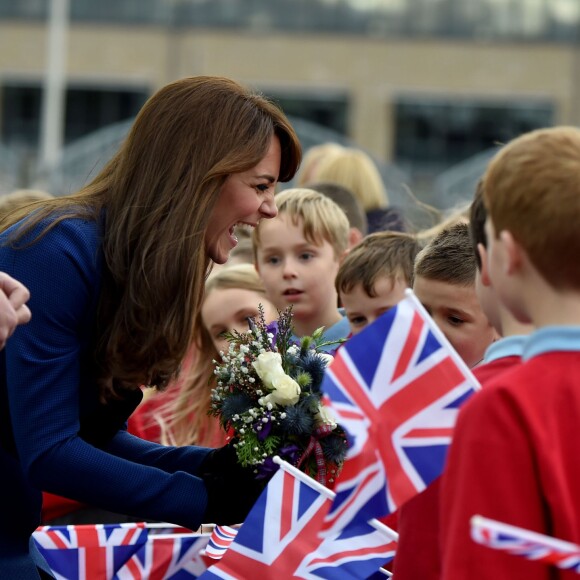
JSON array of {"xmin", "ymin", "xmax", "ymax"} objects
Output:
[{"xmin": 2, "ymin": 76, "xmax": 301, "ymax": 400}]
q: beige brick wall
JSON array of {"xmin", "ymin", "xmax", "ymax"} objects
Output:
[{"xmin": 0, "ymin": 22, "xmax": 576, "ymax": 163}]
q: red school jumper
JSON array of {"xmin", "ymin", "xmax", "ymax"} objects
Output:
[
  {"xmin": 391, "ymin": 336, "xmax": 525, "ymax": 580},
  {"xmin": 440, "ymin": 327, "xmax": 580, "ymax": 579}
]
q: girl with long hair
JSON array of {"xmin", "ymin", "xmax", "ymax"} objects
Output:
[{"xmin": 131, "ymin": 264, "xmax": 278, "ymax": 448}]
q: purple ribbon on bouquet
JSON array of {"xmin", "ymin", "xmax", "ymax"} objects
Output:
[{"xmin": 256, "ymin": 444, "xmax": 301, "ymax": 480}]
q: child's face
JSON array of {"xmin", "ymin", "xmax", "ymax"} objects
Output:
[
  {"xmin": 413, "ymin": 275, "xmax": 497, "ymax": 368},
  {"xmin": 255, "ymin": 213, "xmax": 342, "ymax": 334},
  {"xmin": 341, "ymin": 276, "xmax": 408, "ymax": 336},
  {"xmin": 201, "ymin": 287, "xmax": 278, "ymax": 354}
]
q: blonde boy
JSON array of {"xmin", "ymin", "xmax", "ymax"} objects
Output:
[
  {"xmin": 253, "ymin": 188, "xmax": 350, "ymax": 347},
  {"xmin": 336, "ymin": 232, "xmax": 420, "ymax": 335},
  {"xmin": 440, "ymin": 127, "xmax": 580, "ymax": 579},
  {"xmin": 413, "ymin": 222, "xmax": 498, "ymax": 368}
]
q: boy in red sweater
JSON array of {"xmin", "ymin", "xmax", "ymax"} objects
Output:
[
  {"xmin": 393, "ymin": 188, "xmax": 531, "ymax": 579},
  {"xmin": 440, "ymin": 126, "xmax": 580, "ymax": 579}
]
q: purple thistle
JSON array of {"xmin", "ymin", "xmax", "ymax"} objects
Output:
[{"xmin": 266, "ymin": 321, "xmax": 278, "ymax": 350}]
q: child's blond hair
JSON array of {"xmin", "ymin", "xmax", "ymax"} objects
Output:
[
  {"xmin": 296, "ymin": 142, "xmax": 344, "ymax": 187},
  {"xmin": 313, "ymin": 147, "xmax": 389, "ymax": 211},
  {"xmin": 483, "ymin": 126, "xmax": 580, "ymax": 290},
  {"xmin": 253, "ymin": 188, "xmax": 349, "ymax": 259},
  {"xmin": 336, "ymin": 232, "xmax": 419, "ymax": 297}
]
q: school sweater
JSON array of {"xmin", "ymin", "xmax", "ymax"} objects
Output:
[
  {"xmin": 440, "ymin": 327, "xmax": 580, "ymax": 579},
  {"xmin": 0, "ymin": 217, "xmax": 211, "ymax": 576},
  {"xmin": 391, "ymin": 335, "xmax": 525, "ymax": 580}
]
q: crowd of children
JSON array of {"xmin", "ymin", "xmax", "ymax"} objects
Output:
[
  {"xmin": 3, "ymin": 122, "xmax": 579, "ymax": 579},
  {"xmin": 205, "ymin": 126, "xmax": 580, "ymax": 579}
]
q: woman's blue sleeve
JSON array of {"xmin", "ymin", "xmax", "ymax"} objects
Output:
[{"xmin": 2, "ymin": 219, "xmax": 211, "ymax": 529}]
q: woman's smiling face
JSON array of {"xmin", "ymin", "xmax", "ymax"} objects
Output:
[{"xmin": 205, "ymin": 135, "xmax": 281, "ymax": 264}]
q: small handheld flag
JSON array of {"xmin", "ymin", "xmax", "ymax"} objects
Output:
[
  {"xmin": 199, "ymin": 457, "xmax": 398, "ymax": 579},
  {"xmin": 321, "ymin": 289, "xmax": 481, "ymax": 534},
  {"xmin": 471, "ymin": 515, "xmax": 580, "ymax": 573}
]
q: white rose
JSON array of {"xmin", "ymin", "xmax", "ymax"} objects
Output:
[
  {"xmin": 259, "ymin": 374, "xmax": 301, "ymax": 407},
  {"xmin": 252, "ymin": 352, "xmax": 284, "ymax": 388},
  {"xmin": 253, "ymin": 351, "xmax": 301, "ymax": 407},
  {"xmin": 269, "ymin": 374, "xmax": 301, "ymax": 406},
  {"xmin": 315, "ymin": 404, "xmax": 337, "ymax": 430}
]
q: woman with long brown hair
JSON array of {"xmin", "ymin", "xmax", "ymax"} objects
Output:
[{"xmin": 0, "ymin": 76, "xmax": 300, "ymax": 578}]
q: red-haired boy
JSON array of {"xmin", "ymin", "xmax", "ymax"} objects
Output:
[{"xmin": 440, "ymin": 127, "xmax": 580, "ymax": 579}]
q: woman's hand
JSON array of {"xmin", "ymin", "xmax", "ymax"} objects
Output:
[{"xmin": 199, "ymin": 441, "xmax": 267, "ymax": 525}]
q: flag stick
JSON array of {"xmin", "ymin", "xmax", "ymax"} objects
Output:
[{"xmin": 404, "ymin": 288, "xmax": 481, "ymax": 390}]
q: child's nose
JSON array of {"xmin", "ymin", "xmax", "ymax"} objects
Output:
[{"xmin": 282, "ymin": 258, "xmax": 298, "ymax": 278}]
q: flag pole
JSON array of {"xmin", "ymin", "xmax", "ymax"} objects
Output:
[
  {"xmin": 40, "ymin": 0, "xmax": 69, "ymax": 170},
  {"xmin": 404, "ymin": 288, "xmax": 481, "ymax": 390}
]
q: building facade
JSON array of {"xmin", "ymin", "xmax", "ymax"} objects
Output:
[{"xmin": 0, "ymin": 0, "xmax": 578, "ymax": 204}]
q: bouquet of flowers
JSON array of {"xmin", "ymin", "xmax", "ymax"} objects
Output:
[{"xmin": 209, "ymin": 306, "xmax": 348, "ymax": 488}]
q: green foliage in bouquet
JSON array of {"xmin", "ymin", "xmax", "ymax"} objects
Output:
[{"xmin": 209, "ymin": 306, "xmax": 348, "ymax": 487}]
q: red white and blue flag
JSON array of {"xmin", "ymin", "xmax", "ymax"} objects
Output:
[
  {"xmin": 33, "ymin": 522, "xmax": 148, "ymax": 580},
  {"xmin": 116, "ymin": 533, "xmax": 210, "ymax": 579},
  {"xmin": 204, "ymin": 526, "xmax": 238, "ymax": 560},
  {"xmin": 471, "ymin": 515, "xmax": 580, "ymax": 573},
  {"xmin": 33, "ymin": 522, "xmax": 211, "ymax": 579},
  {"xmin": 200, "ymin": 458, "xmax": 397, "ymax": 579},
  {"xmin": 321, "ymin": 291, "xmax": 481, "ymax": 534}
]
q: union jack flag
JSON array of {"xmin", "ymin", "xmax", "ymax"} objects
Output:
[
  {"xmin": 199, "ymin": 458, "xmax": 397, "ymax": 579},
  {"xmin": 321, "ymin": 291, "xmax": 481, "ymax": 534},
  {"xmin": 33, "ymin": 522, "xmax": 148, "ymax": 580},
  {"xmin": 471, "ymin": 515, "xmax": 580, "ymax": 573},
  {"xmin": 203, "ymin": 526, "xmax": 238, "ymax": 560},
  {"xmin": 116, "ymin": 533, "xmax": 211, "ymax": 579}
]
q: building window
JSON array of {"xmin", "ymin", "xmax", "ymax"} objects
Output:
[
  {"xmin": 1, "ymin": 85, "xmax": 42, "ymax": 147},
  {"xmin": 265, "ymin": 91, "xmax": 349, "ymax": 136},
  {"xmin": 394, "ymin": 97, "xmax": 554, "ymax": 178},
  {"xmin": 65, "ymin": 87, "xmax": 147, "ymax": 142},
  {"xmin": 1, "ymin": 83, "xmax": 148, "ymax": 148}
]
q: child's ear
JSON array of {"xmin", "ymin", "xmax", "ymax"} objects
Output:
[
  {"xmin": 348, "ymin": 228, "xmax": 364, "ymax": 249},
  {"xmin": 477, "ymin": 243, "xmax": 492, "ymax": 287},
  {"xmin": 499, "ymin": 230, "xmax": 523, "ymax": 276}
]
